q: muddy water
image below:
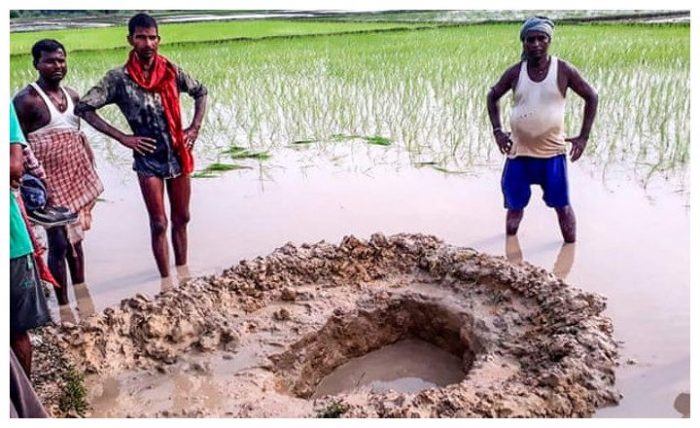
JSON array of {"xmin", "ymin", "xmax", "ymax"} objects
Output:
[
  {"xmin": 87, "ymin": 348, "xmax": 260, "ymax": 417},
  {"xmin": 311, "ymin": 338, "xmax": 465, "ymax": 398},
  {"xmin": 48, "ymin": 140, "xmax": 689, "ymax": 417}
]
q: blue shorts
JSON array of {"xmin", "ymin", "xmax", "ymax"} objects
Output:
[{"xmin": 501, "ymin": 154, "xmax": 570, "ymax": 210}]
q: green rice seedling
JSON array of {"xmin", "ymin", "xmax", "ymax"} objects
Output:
[
  {"xmin": 228, "ymin": 150, "xmax": 272, "ymax": 160},
  {"xmin": 364, "ymin": 136, "xmax": 392, "ymax": 146},
  {"xmin": 222, "ymin": 144, "xmax": 248, "ymax": 154},
  {"xmin": 204, "ymin": 162, "xmax": 253, "ymax": 172},
  {"xmin": 431, "ymin": 165, "xmax": 469, "ymax": 175},
  {"xmin": 191, "ymin": 171, "xmax": 221, "ymax": 179},
  {"xmin": 415, "ymin": 161, "xmax": 439, "ymax": 167}
]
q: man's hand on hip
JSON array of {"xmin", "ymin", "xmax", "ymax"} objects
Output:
[
  {"xmin": 494, "ymin": 129, "xmax": 513, "ymax": 155},
  {"xmin": 566, "ymin": 136, "xmax": 588, "ymax": 162},
  {"xmin": 184, "ymin": 126, "xmax": 200, "ymax": 150},
  {"xmin": 120, "ymin": 135, "xmax": 157, "ymax": 155}
]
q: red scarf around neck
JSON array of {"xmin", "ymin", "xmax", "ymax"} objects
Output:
[{"xmin": 125, "ymin": 51, "xmax": 193, "ymax": 174}]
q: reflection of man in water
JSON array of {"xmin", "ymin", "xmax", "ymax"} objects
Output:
[
  {"xmin": 76, "ymin": 13, "xmax": 208, "ymax": 278},
  {"xmin": 487, "ymin": 16, "xmax": 598, "ymax": 243},
  {"xmin": 505, "ymin": 235, "xmax": 575, "ymax": 280},
  {"xmin": 13, "ymin": 39, "xmax": 103, "ymax": 306}
]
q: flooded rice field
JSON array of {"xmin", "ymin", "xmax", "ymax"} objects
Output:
[{"xmin": 11, "ymin": 22, "xmax": 688, "ymax": 418}]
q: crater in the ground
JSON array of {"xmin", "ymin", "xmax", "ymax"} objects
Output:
[
  {"xmin": 271, "ymin": 296, "xmax": 483, "ymax": 399},
  {"xmin": 31, "ymin": 233, "xmax": 621, "ymax": 417}
]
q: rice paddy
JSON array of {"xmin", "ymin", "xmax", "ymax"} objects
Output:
[
  {"xmin": 9, "ymin": 20, "xmax": 430, "ymax": 54},
  {"xmin": 9, "ymin": 19, "xmax": 689, "ymax": 190},
  {"xmin": 10, "ymin": 14, "xmax": 690, "ymax": 418}
]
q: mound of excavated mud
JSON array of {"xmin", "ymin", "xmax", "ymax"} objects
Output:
[{"xmin": 32, "ymin": 233, "xmax": 621, "ymax": 417}]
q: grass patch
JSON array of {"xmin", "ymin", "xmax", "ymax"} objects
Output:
[
  {"xmin": 227, "ymin": 149, "xmax": 272, "ymax": 160},
  {"xmin": 58, "ymin": 366, "xmax": 88, "ymax": 417},
  {"xmin": 192, "ymin": 162, "xmax": 253, "ymax": 178},
  {"xmin": 364, "ymin": 136, "xmax": 391, "ymax": 146},
  {"xmin": 191, "ymin": 171, "xmax": 220, "ymax": 179},
  {"xmin": 430, "ymin": 165, "xmax": 468, "ymax": 175},
  {"xmin": 329, "ymin": 134, "xmax": 392, "ymax": 146},
  {"xmin": 294, "ymin": 135, "xmax": 391, "ymax": 146},
  {"xmin": 204, "ymin": 162, "xmax": 252, "ymax": 171},
  {"xmin": 10, "ymin": 20, "xmax": 427, "ymax": 55},
  {"xmin": 316, "ymin": 399, "xmax": 349, "ymax": 418}
]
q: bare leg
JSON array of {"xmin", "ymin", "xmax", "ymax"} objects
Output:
[
  {"xmin": 555, "ymin": 205, "xmax": 576, "ymax": 243},
  {"xmin": 160, "ymin": 276, "xmax": 174, "ymax": 293},
  {"xmin": 138, "ymin": 174, "xmax": 170, "ymax": 277},
  {"xmin": 506, "ymin": 209, "xmax": 524, "ymax": 236},
  {"xmin": 58, "ymin": 305, "xmax": 77, "ymax": 324},
  {"xmin": 553, "ymin": 242, "xmax": 576, "ymax": 280},
  {"xmin": 505, "ymin": 235, "xmax": 524, "ymax": 264},
  {"xmin": 65, "ymin": 240, "xmax": 85, "ymax": 285},
  {"xmin": 10, "ymin": 332, "xmax": 32, "ymax": 377},
  {"xmin": 73, "ymin": 282, "xmax": 96, "ymax": 318},
  {"xmin": 166, "ymin": 173, "xmax": 191, "ymax": 267},
  {"xmin": 176, "ymin": 264, "xmax": 191, "ymax": 284},
  {"xmin": 47, "ymin": 227, "xmax": 70, "ymax": 305}
]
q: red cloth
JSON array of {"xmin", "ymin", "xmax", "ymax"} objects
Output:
[
  {"xmin": 14, "ymin": 193, "xmax": 59, "ymax": 289},
  {"xmin": 125, "ymin": 51, "xmax": 193, "ymax": 173}
]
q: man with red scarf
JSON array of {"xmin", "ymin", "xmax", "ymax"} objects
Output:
[{"xmin": 76, "ymin": 13, "xmax": 207, "ymax": 278}]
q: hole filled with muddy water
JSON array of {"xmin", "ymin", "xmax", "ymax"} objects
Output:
[
  {"xmin": 271, "ymin": 296, "xmax": 480, "ymax": 400},
  {"xmin": 311, "ymin": 338, "xmax": 465, "ymax": 398}
]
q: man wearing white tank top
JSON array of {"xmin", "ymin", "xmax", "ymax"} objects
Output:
[
  {"xmin": 14, "ymin": 39, "xmax": 103, "ymax": 306},
  {"xmin": 486, "ymin": 17, "xmax": 598, "ymax": 243}
]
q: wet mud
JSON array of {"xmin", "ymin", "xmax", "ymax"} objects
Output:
[
  {"xmin": 310, "ymin": 338, "xmax": 465, "ymax": 398},
  {"xmin": 31, "ymin": 233, "xmax": 620, "ymax": 417}
]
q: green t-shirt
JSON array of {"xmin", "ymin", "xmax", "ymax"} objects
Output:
[{"xmin": 10, "ymin": 102, "xmax": 33, "ymax": 259}]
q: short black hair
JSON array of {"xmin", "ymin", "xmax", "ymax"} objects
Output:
[
  {"xmin": 128, "ymin": 12, "xmax": 158, "ymax": 36},
  {"xmin": 31, "ymin": 39, "xmax": 65, "ymax": 64}
]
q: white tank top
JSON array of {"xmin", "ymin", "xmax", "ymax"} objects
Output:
[
  {"xmin": 509, "ymin": 56, "xmax": 566, "ymax": 158},
  {"xmin": 28, "ymin": 82, "xmax": 80, "ymax": 135}
]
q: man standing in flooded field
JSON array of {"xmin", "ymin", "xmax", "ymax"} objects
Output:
[
  {"xmin": 76, "ymin": 12, "xmax": 208, "ymax": 278},
  {"xmin": 14, "ymin": 38, "xmax": 104, "ymax": 306},
  {"xmin": 486, "ymin": 16, "xmax": 598, "ymax": 243}
]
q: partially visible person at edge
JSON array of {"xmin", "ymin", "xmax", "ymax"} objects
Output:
[
  {"xmin": 10, "ymin": 102, "xmax": 52, "ymax": 377},
  {"xmin": 486, "ymin": 16, "xmax": 598, "ymax": 243},
  {"xmin": 76, "ymin": 12, "xmax": 207, "ymax": 278},
  {"xmin": 10, "ymin": 350, "xmax": 48, "ymax": 417},
  {"xmin": 14, "ymin": 38, "xmax": 104, "ymax": 306}
]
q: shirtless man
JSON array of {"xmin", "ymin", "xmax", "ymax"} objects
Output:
[
  {"xmin": 486, "ymin": 16, "xmax": 598, "ymax": 243},
  {"xmin": 76, "ymin": 13, "xmax": 207, "ymax": 277},
  {"xmin": 14, "ymin": 39, "xmax": 103, "ymax": 305}
]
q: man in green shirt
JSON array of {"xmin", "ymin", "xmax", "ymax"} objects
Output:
[{"xmin": 10, "ymin": 102, "xmax": 50, "ymax": 376}]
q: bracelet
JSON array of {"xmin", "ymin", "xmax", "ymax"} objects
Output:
[{"xmin": 492, "ymin": 127, "xmax": 503, "ymax": 134}]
